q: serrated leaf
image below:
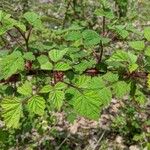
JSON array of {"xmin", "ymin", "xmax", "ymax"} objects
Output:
[
  {"xmin": 17, "ymin": 81, "xmax": 32, "ymax": 96},
  {"xmin": 117, "ymin": 29, "xmax": 129, "ymax": 39},
  {"xmin": 1, "ymin": 98, "xmax": 23, "ymax": 128},
  {"xmin": 98, "ymin": 87, "xmax": 112, "ymax": 107},
  {"xmin": 73, "ymin": 59, "xmax": 96, "ymax": 74},
  {"xmin": 72, "ymin": 91, "xmax": 101, "ymax": 120},
  {"xmin": 129, "ymin": 41, "xmax": 145, "ymax": 51},
  {"xmin": 37, "ymin": 55, "xmax": 53, "ymax": 70},
  {"xmin": 88, "ymin": 76, "xmax": 105, "ymax": 90},
  {"xmin": 40, "ymin": 85, "xmax": 53, "ymax": 93},
  {"xmin": 82, "ymin": 30, "xmax": 100, "ymax": 46},
  {"xmin": 135, "ymin": 89, "xmax": 147, "ymax": 104},
  {"xmin": 128, "ymin": 63, "xmax": 138, "ymax": 73},
  {"xmin": 145, "ymin": 47, "xmax": 150, "ymax": 57},
  {"xmin": 23, "ymin": 52, "xmax": 35, "ymax": 61},
  {"xmin": 102, "ymin": 72, "xmax": 119, "ymax": 83},
  {"xmin": 27, "ymin": 96, "xmax": 45, "ymax": 115},
  {"xmin": 0, "ymin": 51, "xmax": 24, "ymax": 79},
  {"xmin": 112, "ymin": 81, "xmax": 130, "ymax": 98},
  {"xmin": 107, "ymin": 50, "xmax": 137, "ymax": 66},
  {"xmin": 73, "ymin": 75, "xmax": 90, "ymax": 88},
  {"xmin": 23, "ymin": 12, "xmax": 43, "ymax": 29},
  {"xmin": 65, "ymin": 31, "xmax": 82, "ymax": 41},
  {"xmin": 54, "ymin": 62, "xmax": 71, "ymax": 71},
  {"xmin": 144, "ymin": 27, "xmax": 150, "ymax": 41},
  {"xmin": 94, "ymin": 9, "xmax": 114, "ymax": 19},
  {"xmin": 55, "ymin": 82, "xmax": 67, "ymax": 90},
  {"xmin": 49, "ymin": 90, "xmax": 65, "ymax": 110},
  {"xmin": 49, "ymin": 49, "xmax": 68, "ymax": 62}
]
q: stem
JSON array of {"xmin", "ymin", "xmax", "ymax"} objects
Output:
[
  {"xmin": 97, "ymin": 16, "xmax": 105, "ymax": 64},
  {"xmin": 62, "ymin": 0, "xmax": 71, "ymax": 29}
]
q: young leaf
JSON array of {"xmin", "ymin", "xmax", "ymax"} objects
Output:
[
  {"xmin": 37, "ymin": 55, "xmax": 53, "ymax": 70},
  {"xmin": 55, "ymin": 82, "xmax": 67, "ymax": 90},
  {"xmin": 27, "ymin": 96, "xmax": 46, "ymax": 115},
  {"xmin": 74, "ymin": 75, "xmax": 91, "ymax": 88},
  {"xmin": 82, "ymin": 30, "xmax": 100, "ymax": 46},
  {"xmin": 17, "ymin": 81, "xmax": 32, "ymax": 96},
  {"xmin": 23, "ymin": 52, "xmax": 35, "ymax": 61},
  {"xmin": 49, "ymin": 49, "xmax": 68, "ymax": 62},
  {"xmin": 94, "ymin": 9, "xmax": 114, "ymax": 19},
  {"xmin": 88, "ymin": 76, "xmax": 105, "ymax": 90},
  {"xmin": 65, "ymin": 31, "xmax": 82, "ymax": 41},
  {"xmin": 98, "ymin": 87, "xmax": 112, "ymax": 106},
  {"xmin": 40, "ymin": 85, "xmax": 53, "ymax": 93},
  {"xmin": 145, "ymin": 47, "xmax": 150, "ymax": 57},
  {"xmin": 135, "ymin": 89, "xmax": 147, "ymax": 104},
  {"xmin": 49, "ymin": 90, "xmax": 65, "ymax": 110},
  {"xmin": 144, "ymin": 27, "xmax": 150, "ymax": 41},
  {"xmin": 54, "ymin": 62, "xmax": 71, "ymax": 71},
  {"xmin": 1, "ymin": 98, "xmax": 23, "ymax": 128},
  {"xmin": 23, "ymin": 12, "xmax": 43, "ymax": 29},
  {"xmin": 112, "ymin": 81, "xmax": 130, "ymax": 98},
  {"xmin": 102, "ymin": 72, "xmax": 119, "ymax": 83},
  {"xmin": 0, "ymin": 51, "xmax": 24, "ymax": 79},
  {"xmin": 72, "ymin": 91, "xmax": 101, "ymax": 120},
  {"xmin": 129, "ymin": 41, "xmax": 145, "ymax": 51}
]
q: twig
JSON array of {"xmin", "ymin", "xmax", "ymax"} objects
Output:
[
  {"xmin": 93, "ymin": 130, "xmax": 106, "ymax": 150},
  {"xmin": 56, "ymin": 134, "xmax": 70, "ymax": 150}
]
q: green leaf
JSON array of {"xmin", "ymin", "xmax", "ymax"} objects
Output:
[
  {"xmin": 98, "ymin": 87, "xmax": 112, "ymax": 107},
  {"xmin": 49, "ymin": 90, "xmax": 65, "ymax": 110},
  {"xmin": 82, "ymin": 30, "xmax": 100, "ymax": 46},
  {"xmin": 40, "ymin": 85, "xmax": 53, "ymax": 93},
  {"xmin": 88, "ymin": 76, "xmax": 105, "ymax": 90},
  {"xmin": 72, "ymin": 91, "xmax": 101, "ymax": 120},
  {"xmin": 23, "ymin": 52, "xmax": 35, "ymax": 61},
  {"xmin": 55, "ymin": 82, "xmax": 67, "ymax": 90},
  {"xmin": 23, "ymin": 12, "xmax": 43, "ymax": 29},
  {"xmin": 112, "ymin": 81, "xmax": 130, "ymax": 98},
  {"xmin": 73, "ymin": 75, "xmax": 91, "ymax": 88},
  {"xmin": 27, "ymin": 96, "xmax": 45, "ymax": 115},
  {"xmin": 145, "ymin": 47, "xmax": 150, "ymax": 57},
  {"xmin": 117, "ymin": 29, "xmax": 129, "ymax": 39},
  {"xmin": 65, "ymin": 31, "xmax": 82, "ymax": 41},
  {"xmin": 37, "ymin": 55, "xmax": 53, "ymax": 70},
  {"xmin": 102, "ymin": 72, "xmax": 119, "ymax": 83},
  {"xmin": 128, "ymin": 63, "xmax": 138, "ymax": 73},
  {"xmin": 49, "ymin": 49, "xmax": 68, "ymax": 62},
  {"xmin": 94, "ymin": 9, "xmax": 114, "ymax": 19},
  {"xmin": 73, "ymin": 59, "xmax": 96, "ymax": 74},
  {"xmin": 135, "ymin": 89, "xmax": 147, "ymax": 104},
  {"xmin": 54, "ymin": 62, "xmax": 71, "ymax": 71},
  {"xmin": 129, "ymin": 41, "xmax": 145, "ymax": 51},
  {"xmin": 0, "ymin": 51, "xmax": 24, "ymax": 79},
  {"xmin": 107, "ymin": 50, "xmax": 137, "ymax": 66},
  {"xmin": 144, "ymin": 27, "xmax": 150, "ymax": 41},
  {"xmin": 17, "ymin": 81, "xmax": 32, "ymax": 96},
  {"xmin": 40, "ymin": 82, "xmax": 67, "ymax": 94},
  {"xmin": 1, "ymin": 97, "xmax": 23, "ymax": 128}
]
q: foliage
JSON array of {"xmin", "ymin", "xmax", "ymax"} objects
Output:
[{"xmin": 0, "ymin": 0, "xmax": 149, "ymax": 149}]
